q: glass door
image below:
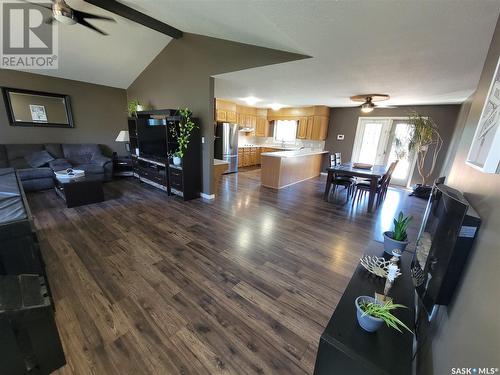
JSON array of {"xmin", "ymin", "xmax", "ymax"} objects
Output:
[
  {"xmin": 384, "ymin": 120, "xmax": 416, "ymax": 186},
  {"xmin": 352, "ymin": 118, "xmax": 392, "ymax": 165}
]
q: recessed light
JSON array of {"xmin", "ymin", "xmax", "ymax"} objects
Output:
[
  {"xmin": 240, "ymin": 96, "xmax": 262, "ymax": 106},
  {"xmin": 269, "ymin": 103, "xmax": 285, "ymax": 111}
]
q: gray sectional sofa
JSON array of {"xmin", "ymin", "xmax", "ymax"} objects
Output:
[{"xmin": 0, "ymin": 143, "xmax": 113, "ymax": 192}]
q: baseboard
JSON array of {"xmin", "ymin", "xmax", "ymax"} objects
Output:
[{"xmin": 200, "ymin": 192, "xmax": 215, "ymax": 200}]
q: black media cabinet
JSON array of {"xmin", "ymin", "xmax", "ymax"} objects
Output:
[
  {"xmin": 314, "ymin": 241, "xmax": 415, "ymax": 375},
  {"xmin": 128, "ymin": 110, "xmax": 201, "ymax": 201}
]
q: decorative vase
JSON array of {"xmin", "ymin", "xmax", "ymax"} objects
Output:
[
  {"xmin": 173, "ymin": 156, "xmax": 182, "ymax": 166},
  {"xmin": 355, "ymin": 296, "xmax": 384, "ymax": 333},
  {"xmin": 383, "ymin": 231, "xmax": 409, "ymax": 255}
]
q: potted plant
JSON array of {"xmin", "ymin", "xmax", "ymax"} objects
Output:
[
  {"xmin": 355, "ymin": 296, "xmax": 412, "ymax": 333},
  {"xmin": 383, "ymin": 211, "xmax": 412, "ymax": 254},
  {"xmin": 128, "ymin": 99, "xmax": 142, "ymax": 117},
  {"xmin": 407, "ymin": 111, "xmax": 443, "ymax": 198},
  {"xmin": 169, "ymin": 108, "xmax": 198, "ymax": 166}
]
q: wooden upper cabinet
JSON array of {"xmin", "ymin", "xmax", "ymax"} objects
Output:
[
  {"xmin": 216, "ymin": 110, "xmax": 227, "ymax": 122},
  {"xmin": 310, "ymin": 116, "xmax": 329, "ymax": 140},
  {"xmin": 306, "ymin": 116, "xmax": 314, "ymax": 139},
  {"xmin": 226, "ymin": 111, "xmax": 237, "ymax": 123},
  {"xmin": 255, "ymin": 116, "xmax": 268, "ymax": 137},
  {"xmin": 296, "ymin": 117, "xmax": 308, "ymax": 139}
]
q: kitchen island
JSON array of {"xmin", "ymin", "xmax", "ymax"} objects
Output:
[{"xmin": 261, "ymin": 149, "xmax": 329, "ymax": 189}]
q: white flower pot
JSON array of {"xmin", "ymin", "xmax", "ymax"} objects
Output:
[{"xmin": 173, "ymin": 156, "xmax": 182, "ymax": 166}]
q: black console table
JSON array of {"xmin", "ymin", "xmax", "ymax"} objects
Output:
[
  {"xmin": 0, "ymin": 168, "xmax": 66, "ymax": 374},
  {"xmin": 314, "ymin": 241, "xmax": 415, "ymax": 375}
]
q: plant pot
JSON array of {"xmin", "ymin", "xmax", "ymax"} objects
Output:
[
  {"xmin": 136, "ymin": 105, "xmax": 144, "ymax": 112},
  {"xmin": 410, "ymin": 184, "xmax": 432, "ymax": 199},
  {"xmin": 355, "ymin": 296, "xmax": 384, "ymax": 332},
  {"xmin": 383, "ymin": 231, "xmax": 409, "ymax": 255},
  {"xmin": 172, "ymin": 156, "xmax": 182, "ymax": 166}
]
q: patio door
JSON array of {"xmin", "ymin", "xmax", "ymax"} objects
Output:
[
  {"xmin": 352, "ymin": 118, "xmax": 392, "ymax": 165},
  {"xmin": 352, "ymin": 118, "xmax": 416, "ymax": 187},
  {"xmin": 383, "ymin": 120, "xmax": 416, "ymax": 186}
]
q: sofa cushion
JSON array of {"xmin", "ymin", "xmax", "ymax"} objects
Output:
[
  {"xmin": 44, "ymin": 143, "xmax": 64, "ymax": 158},
  {"xmin": 0, "ymin": 146, "xmax": 7, "ymax": 168},
  {"xmin": 74, "ymin": 163, "xmax": 104, "ymax": 174},
  {"xmin": 17, "ymin": 167, "xmax": 53, "ymax": 181},
  {"xmin": 8, "ymin": 158, "xmax": 30, "ymax": 169},
  {"xmin": 24, "ymin": 150, "xmax": 54, "ymax": 168},
  {"xmin": 5, "ymin": 144, "xmax": 44, "ymax": 161},
  {"xmin": 62, "ymin": 144, "xmax": 102, "ymax": 164},
  {"xmin": 49, "ymin": 158, "xmax": 72, "ymax": 172}
]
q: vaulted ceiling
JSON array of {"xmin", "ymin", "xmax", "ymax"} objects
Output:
[{"xmin": 15, "ymin": 0, "xmax": 500, "ymax": 107}]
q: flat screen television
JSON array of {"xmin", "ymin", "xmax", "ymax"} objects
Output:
[
  {"xmin": 412, "ymin": 183, "xmax": 481, "ymax": 317},
  {"xmin": 136, "ymin": 118, "xmax": 168, "ymax": 159}
]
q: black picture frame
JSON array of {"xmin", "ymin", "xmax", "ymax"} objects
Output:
[{"xmin": 2, "ymin": 87, "xmax": 75, "ymax": 128}]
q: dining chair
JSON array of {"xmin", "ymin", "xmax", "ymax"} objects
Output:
[
  {"xmin": 329, "ymin": 153, "xmax": 355, "ymax": 202},
  {"xmin": 352, "ymin": 160, "xmax": 399, "ymax": 207}
]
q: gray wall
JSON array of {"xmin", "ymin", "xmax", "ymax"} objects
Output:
[
  {"xmin": 0, "ymin": 69, "xmax": 128, "ymax": 154},
  {"xmin": 127, "ymin": 33, "xmax": 306, "ymax": 195},
  {"xmin": 421, "ymin": 14, "xmax": 500, "ymax": 375},
  {"xmin": 325, "ymin": 105, "xmax": 460, "ymax": 186}
]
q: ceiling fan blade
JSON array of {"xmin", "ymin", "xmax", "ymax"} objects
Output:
[
  {"xmin": 76, "ymin": 18, "xmax": 108, "ymax": 35},
  {"xmin": 19, "ymin": 0, "xmax": 53, "ymax": 10},
  {"xmin": 377, "ymin": 105, "xmax": 398, "ymax": 109},
  {"xmin": 73, "ymin": 9, "xmax": 114, "ymax": 22}
]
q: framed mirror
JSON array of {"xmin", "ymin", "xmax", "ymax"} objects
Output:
[{"xmin": 2, "ymin": 87, "xmax": 74, "ymax": 128}]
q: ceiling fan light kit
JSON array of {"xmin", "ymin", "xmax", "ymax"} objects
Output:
[{"xmin": 351, "ymin": 94, "xmax": 390, "ymax": 112}]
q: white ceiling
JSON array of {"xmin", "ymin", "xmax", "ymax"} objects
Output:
[
  {"xmin": 13, "ymin": 0, "xmax": 500, "ymax": 107},
  {"xmin": 125, "ymin": 0, "xmax": 500, "ymax": 107},
  {"xmin": 14, "ymin": 0, "xmax": 171, "ymax": 88}
]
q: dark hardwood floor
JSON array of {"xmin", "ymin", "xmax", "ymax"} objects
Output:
[{"xmin": 27, "ymin": 169, "xmax": 427, "ymax": 375}]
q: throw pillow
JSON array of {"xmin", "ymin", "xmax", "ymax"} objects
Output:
[{"xmin": 24, "ymin": 150, "xmax": 55, "ymax": 168}]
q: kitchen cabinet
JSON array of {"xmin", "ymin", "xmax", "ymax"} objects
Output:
[
  {"xmin": 255, "ymin": 116, "xmax": 268, "ymax": 137},
  {"xmin": 216, "ymin": 110, "xmax": 227, "ymax": 122},
  {"xmin": 250, "ymin": 148, "xmax": 257, "ymax": 165},
  {"xmin": 296, "ymin": 117, "xmax": 308, "ymax": 139},
  {"xmin": 310, "ymin": 116, "xmax": 329, "ymax": 140},
  {"xmin": 256, "ymin": 148, "xmax": 262, "ymax": 165},
  {"xmin": 226, "ymin": 111, "xmax": 237, "ymax": 123}
]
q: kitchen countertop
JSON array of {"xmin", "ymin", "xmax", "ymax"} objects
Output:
[
  {"xmin": 239, "ymin": 144, "xmax": 300, "ymax": 150},
  {"xmin": 261, "ymin": 149, "xmax": 329, "ymax": 158}
]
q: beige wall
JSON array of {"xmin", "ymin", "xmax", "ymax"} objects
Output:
[
  {"xmin": 424, "ymin": 15, "xmax": 500, "ymax": 374},
  {"xmin": 324, "ymin": 105, "xmax": 460, "ymax": 186},
  {"xmin": 127, "ymin": 33, "xmax": 305, "ymax": 195},
  {"xmin": 0, "ymin": 69, "xmax": 128, "ymax": 154}
]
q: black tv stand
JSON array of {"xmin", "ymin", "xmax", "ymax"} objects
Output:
[
  {"xmin": 128, "ymin": 110, "xmax": 201, "ymax": 201},
  {"xmin": 314, "ymin": 241, "xmax": 415, "ymax": 375}
]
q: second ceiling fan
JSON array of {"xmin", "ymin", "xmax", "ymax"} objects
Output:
[{"xmin": 350, "ymin": 94, "xmax": 396, "ymax": 113}]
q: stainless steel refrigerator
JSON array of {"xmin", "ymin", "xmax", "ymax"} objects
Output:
[{"xmin": 214, "ymin": 122, "xmax": 239, "ymax": 173}]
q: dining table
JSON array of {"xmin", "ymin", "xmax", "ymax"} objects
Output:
[{"xmin": 324, "ymin": 162, "xmax": 389, "ymax": 213}]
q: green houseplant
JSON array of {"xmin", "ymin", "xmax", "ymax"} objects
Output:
[
  {"xmin": 407, "ymin": 111, "xmax": 443, "ymax": 198},
  {"xmin": 383, "ymin": 211, "xmax": 412, "ymax": 254},
  {"xmin": 127, "ymin": 99, "xmax": 142, "ymax": 117},
  {"xmin": 355, "ymin": 296, "xmax": 412, "ymax": 333},
  {"xmin": 169, "ymin": 108, "xmax": 198, "ymax": 166}
]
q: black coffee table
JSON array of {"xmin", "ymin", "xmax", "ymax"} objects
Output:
[{"xmin": 54, "ymin": 175, "xmax": 104, "ymax": 208}]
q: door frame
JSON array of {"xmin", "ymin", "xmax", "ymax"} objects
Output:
[{"xmin": 352, "ymin": 116, "xmax": 417, "ymax": 188}]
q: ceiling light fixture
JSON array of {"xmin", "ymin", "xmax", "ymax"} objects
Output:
[
  {"xmin": 350, "ymin": 94, "xmax": 390, "ymax": 113},
  {"xmin": 269, "ymin": 103, "xmax": 285, "ymax": 111},
  {"xmin": 360, "ymin": 98, "xmax": 375, "ymax": 113},
  {"xmin": 240, "ymin": 96, "xmax": 262, "ymax": 106}
]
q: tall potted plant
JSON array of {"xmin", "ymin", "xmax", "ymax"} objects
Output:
[
  {"xmin": 383, "ymin": 211, "xmax": 412, "ymax": 254},
  {"xmin": 407, "ymin": 111, "xmax": 443, "ymax": 198},
  {"xmin": 169, "ymin": 108, "xmax": 198, "ymax": 166}
]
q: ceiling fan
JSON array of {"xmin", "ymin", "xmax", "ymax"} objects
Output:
[
  {"xmin": 350, "ymin": 94, "xmax": 396, "ymax": 113},
  {"xmin": 25, "ymin": 0, "xmax": 115, "ymax": 35}
]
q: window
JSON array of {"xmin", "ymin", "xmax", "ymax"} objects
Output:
[{"xmin": 274, "ymin": 120, "xmax": 298, "ymax": 142}]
